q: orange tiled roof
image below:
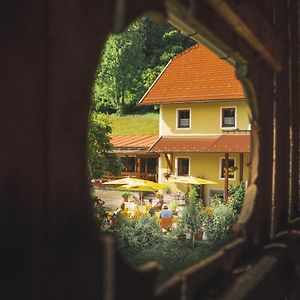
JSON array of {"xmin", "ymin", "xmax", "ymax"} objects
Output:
[
  {"xmin": 140, "ymin": 44, "xmax": 245, "ymax": 105},
  {"xmin": 110, "ymin": 135, "xmax": 158, "ymax": 149},
  {"xmin": 149, "ymin": 134, "xmax": 250, "ymax": 153}
]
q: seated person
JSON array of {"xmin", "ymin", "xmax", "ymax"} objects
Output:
[
  {"xmin": 159, "ymin": 204, "xmax": 173, "ymax": 219},
  {"xmin": 160, "ymin": 205, "xmax": 173, "ymax": 230},
  {"xmin": 149, "ymin": 200, "xmax": 163, "ymax": 216}
]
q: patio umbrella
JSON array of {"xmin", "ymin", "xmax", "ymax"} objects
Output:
[
  {"xmin": 168, "ymin": 176, "xmax": 217, "ymax": 185},
  {"xmin": 113, "ymin": 183, "xmax": 168, "ymax": 204},
  {"xmin": 102, "ymin": 177, "xmax": 145, "ymax": 186},
  {"xmin": 103, "ymin": 177, "xmax": 168, "ymax": 190},
  {"xmin": 112, "ymin": 184, "xmax": 158, "ymax": 192}
]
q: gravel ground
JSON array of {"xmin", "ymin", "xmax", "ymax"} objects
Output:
[{"xmin": 91, "ymin": 186, "xmax": 142, "ymax": 209}]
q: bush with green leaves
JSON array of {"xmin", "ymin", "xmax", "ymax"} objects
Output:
[
  {"xmin": 87, "ymin": 112, "xmax": 122, "ymax": 179},
  {"xmin": 181, "ymin": 186, "xmax": 206, "ymax": 245},
  {"xmin": 114, "ymin": 215, "xmax": 162, "ymax": 256},
  {"xmin": 205, "ymin": 197, "xmax": 238, "ymax": 246},
  {"xmin": 228, "ymin": 182, "xmax": 246, "ymax": 215}
]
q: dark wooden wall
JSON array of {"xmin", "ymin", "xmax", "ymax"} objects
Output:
[{"xmin": 0, "ymin": 0, "xmax": 299, "ymax": 299}]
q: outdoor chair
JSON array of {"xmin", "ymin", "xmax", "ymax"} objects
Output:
[{"xmin": 160, "ymin": 217, "xmax": 172, "ymax": 230}]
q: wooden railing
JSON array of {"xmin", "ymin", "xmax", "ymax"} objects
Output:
[{"xmin": 101, "ymin": 172, "xmax": 158, "ymax": 182}]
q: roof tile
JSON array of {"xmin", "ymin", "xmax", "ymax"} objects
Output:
[
  {"xmin": 110, "ymin": 135, "xmax": 158, "ymax": 148},
  {"xmin": 140, "ymin": 44, "xmax": 245, "ymax": 105},
  {"xmin": 149, "ymin": 135, "xmax": 250, "ymax": 153}
]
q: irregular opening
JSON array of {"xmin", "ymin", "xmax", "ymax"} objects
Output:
[{"xmin": 90, "ymin": 15, "xmax": 252, "ymax": 284}]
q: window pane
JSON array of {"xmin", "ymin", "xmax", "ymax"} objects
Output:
[
  {"xmin": 127, "ymin": 157, "xmax": 136, "ymax": 172},
  {"xmin": 222, "ymin": 108, "xmax": 235, "ymax": 127},
  {"xmin": 120, "ymin": 157, "xmax": 127, "ymax": 171},
  {"xmin": 147, "ymin": 158, "xmax": 157, "ymax": 173},
  {"xmin": 178, "ymin": 110, "xmax": 190, "ymax": 128},
  {"xmin": 140, "ymin": 158, "xmax": 146, "ymax": 173},
  {"xmin": 178, "ymin": 158, "xmax": 189, "ymax": 176}
]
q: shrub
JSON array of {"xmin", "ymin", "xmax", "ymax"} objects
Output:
[
  {"xmin": 205, "ymin": 200, "xmax": 237, "ymax": 246},
  {"xmin": 114, "ymin": 215, "xmax": 162, "ymax": 256},
  {"xmin": 228, "ymin": 182, "xmax": 246, "ymax": 215},
  {"xmin": 181, "ymin": 186, "xmax": 206, "ymax": 245}
]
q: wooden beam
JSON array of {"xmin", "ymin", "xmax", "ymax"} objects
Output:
[
  {"xmin": 289, "ymin": 0, "xmax": 300, "ymax": 220},
  {"xmin": 239, "ymin": 153, "xmax": 244, "ymax": 183},
  {"xmin": 137, "ymin": 157, "xmax": 141, "ymax": 179},
  {"xmin": 206, "ymin": 0, "xmax": 283, "ymax": 72},
  {"xmin": 164, "ymin": 153, "xmax": 173, "ymax": 173},
  {"xmin": 272, "ymin": 0, "xmax": 290, "ymax": 234},
  {"xmin": 165, "ymin": 0, "xmax": 282, "ymax": 72},
  {"xmin": 224, "ymin": 153, "xmax": 229, "ymax": 203}
]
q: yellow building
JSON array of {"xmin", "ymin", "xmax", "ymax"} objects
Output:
[{"xmin": 140, "ymin": 44, "xmax": 251, "ymax": 201}]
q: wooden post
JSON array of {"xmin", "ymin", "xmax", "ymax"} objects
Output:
[
  {"xmin": 164, "ymin": 153, "xmax": 173, "ymax": 173},
  {"xmin": 155, "ymin": 157, "xmax": 159, "ymax": 182},
  {"xmin": 125, "ymin": 156, "xmax": 128, "ymax": 172},
  {"xmin": 239, "ymin": 153, "xmax": 244, "ymax": 183},
  {"xmin": 224, "ymin": 153, "xmax": 229, "ymax": 203},
  {"xmin": 137, "ymin": 157, "xmax": 141, "ymax": 179}
]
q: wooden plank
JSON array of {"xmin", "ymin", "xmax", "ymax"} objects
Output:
[
  {"xmin": 206, "ymin": 0, "xmax": 283, "ymax": 72},
  {"xmin": 164, "ymin": 153, "xmax": 173, "ymax": 173},
  {"xmin": 215, "ymin": 255, "xmax": 290, "ymax": 300},
  {"xmin": 272, "ymin": 0, "xmax": 290, "ymax": 234},
  {"xmin": 165, "ymin": 0, "xmax": 247, "ymax": 66},
  {"xmin": 224, "ymin": 153, "xmax": 229, "ymax": 203},
  {"xmin": 239, "ymin": 153, "xmax": 244, "ymax": 182},
  {"xmin": 155, "ymin": 238, "xmax": 246, "ymax": 300},
  {"xmin": 289, "ymin": 0, "xmax": 300, "ymax": 220},
  {"xmin": 235, "ymin": 60, "xmax": 274, "ymax": 244}
]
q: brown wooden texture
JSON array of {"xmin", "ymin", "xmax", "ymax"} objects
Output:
[
  {"xmin": 235, "ymin": 61, "xmax": 274, "ymax": 244},
  {"xmin": 272, "ymin": 0, "xmax": 291, "ymax": 234},
  {"xmin": 289, "ymin": 0, "xmax": 300, "ymax": 220},
  {"xmin": 224, "ymin": 152, "xmax": 229, "ymax": 203},
  {"xmin": 2, "ymin": 0, "xmax": 300, "ymax": 299},
  {"xmin": 164, "ymin": 153, "xmax": 173, "ymax": 173},
  {"xmin": 206, "ymin": 0, "xmax": 282, "ymax": 72},
  {"xmin": 239, "ymin": 153, "xmax": 244, "ymax": 182},
  {"xmin": 155, "ymin": 238, "xmax": 247, "ymax": 300},
  {"xmin": 211, "ymin": 255, "xmax": 291, "ymax": 300},
  {"xmin": 0, "ymin": 1, "xmax": 165, "ymax": 300}
]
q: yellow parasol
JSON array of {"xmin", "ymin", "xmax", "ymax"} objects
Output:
[
  {"xmin": 103, "ymin": 177, "xmax": 168, "ymax": 191},
  {"xmin": 112, "ymin": 185, "xmax": 158, "ymax": 192},
  {"xmin": 168, "ymin": 176, "xmax": 217, "ymax": 185},
  {"xmin": 111, "ymin": 180, "xmax": 169, "ymax": 204}
]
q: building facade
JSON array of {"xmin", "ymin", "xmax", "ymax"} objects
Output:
[{"xmin": 140, "ymin": 44, "xmax": 251, "ymax": 200}]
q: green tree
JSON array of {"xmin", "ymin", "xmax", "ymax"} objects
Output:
[
  {"xmin": 87, "ymin": 113, "xmax": 121, "ymax": 179},
  {"xmin": 92, "ymin": 17, "xmax": 196, "ymax": 115}
]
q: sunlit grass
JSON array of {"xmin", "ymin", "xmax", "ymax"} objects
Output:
[{"xmin": 110, "ymin": 113, "xmax": 159, "ymax": 136}]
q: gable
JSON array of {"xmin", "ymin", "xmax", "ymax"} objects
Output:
[{"xmin": 140, "ymin": 44, "xmax": 245, "ymax": 105}]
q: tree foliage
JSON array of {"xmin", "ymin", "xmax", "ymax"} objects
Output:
[
  {"xmin": 92, "ymin": 16, "xmax": 196, "ymax": 115},
  {"xmin": 87, "ymin": 113, "xmax": 121, "ymax": 179},
  {"xmin": 181, "ymin": 186, "xmax": 206, "ymax": 245}
]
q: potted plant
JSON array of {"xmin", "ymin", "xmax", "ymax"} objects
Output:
[{"xmin": 121, "ymin": 191, "xmax": 131, "ymax": 202}]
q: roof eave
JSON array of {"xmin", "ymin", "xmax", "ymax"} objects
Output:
[
  {"xmin": 139, "ymin": 59, "xmax": 173, "ymax": 105},
  {"xmin": 140, "ymin": 98, "xmax": 247, "ymax": 106}
]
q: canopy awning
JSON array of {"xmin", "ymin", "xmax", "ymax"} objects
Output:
[{"xmin": 149, "ymin": 134, "xmax": 251, "ymax": 153}]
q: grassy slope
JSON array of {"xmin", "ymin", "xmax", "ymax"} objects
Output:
[{"xmin": 110, "ymin": 113, "xmax": 159, "ymax": 136}]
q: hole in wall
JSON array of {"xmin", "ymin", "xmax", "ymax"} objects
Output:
[{"xmin": 88, "ymin": 14, "xmax": 253, "ymax": 285}]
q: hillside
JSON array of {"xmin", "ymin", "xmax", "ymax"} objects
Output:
[{"xmin": 110, "ymin": 113, "xmax": 159, "ymax": 136}]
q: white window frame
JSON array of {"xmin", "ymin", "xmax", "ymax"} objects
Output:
[
  {"xmin": 219, "ymin": 157, "xmax": 236, "ymax": 180},
  {"xmin": 176, "ymin": 108, "xmax": 191, "ymax": 130},
  {"xmin": 175, "ymin": 156, "xmax": 191, "ymax": 177},
  {"xmin": 220, "ymin": 106, "xmax": 237, "ymax": 130}
]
